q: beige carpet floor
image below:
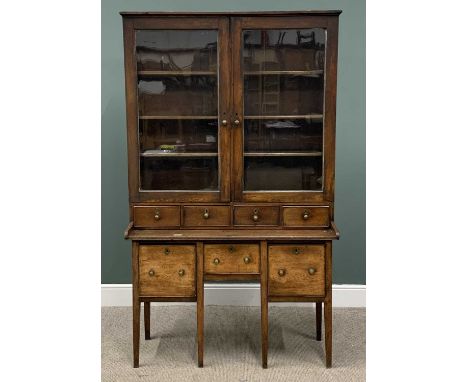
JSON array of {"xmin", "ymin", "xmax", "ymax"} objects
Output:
[{"xmin": 102, "ymin": 306, "xmax": 365, "ymax": 382}]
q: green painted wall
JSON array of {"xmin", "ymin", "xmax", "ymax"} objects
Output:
[{"xmin": 101, "ymin": 0, "xmax": 365, "ymax": 284}]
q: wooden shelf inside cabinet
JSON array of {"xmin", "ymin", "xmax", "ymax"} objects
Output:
[
  {"xmin": 244, "ymin": 70, "xmax": 324, "ymax": 76},
  {"xmin": 140, "ymin": 151, "xmax": 218, "ymax": 158},
  {"xmin": 244, "ymin": 114, "xmax": 323, "ymax": 120},
  {"xmin": 139, "ymin": 116, "xmax": 218, "ymax": 120},
  {"xmin": 138, "ymin": 70, "xmax": 217, "ymax": 76},
  {"xmin": 244, "ymin": 152, "xmax": 322, "ymax": 157}
]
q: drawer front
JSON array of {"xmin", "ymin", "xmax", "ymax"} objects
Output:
[
  {"xmin": 233, "ymin": 206, "xmax": 279, "ymax": 226},
  {"xmin": 134, "ymin": 206, "xmax": 180, "ymax": 228},
  {"xmin": 204, "ymin": 244, "xmax": 260, "ymax": 274},
  {"xmin": 139, "ymin": 245, "xmax": 195, "ymax": 297},
  {"xmin": 268, "ymin": 245, "xmax": 325, "ymax": 296},
  {"xmin": 282, "ymin": 206, "xmax": 329, "ymax": 227},
  {"xmin": 183, "ymin": 206, "xmax": 230, "ymax": 227}
]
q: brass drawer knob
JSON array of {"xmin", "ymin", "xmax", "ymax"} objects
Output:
[
  {"xmin": 203, "ymin": 209, "xmax": 210, "ymax": 219},
  {"xmin": 234, "ymin": 119, "xmax": 240, "ymax": 126},
  {"xmin": 229, "ymin": 245, "xmax": 235, "ymax": 252},
  {"xmin": 293, "ymin": 248, "xmax": 300, "ymax": 255},
  {"xmin": 164, "ymin": 248, "xmax": 170, "ymax": 255},
  {"xmin": 302, "ymin": 210, "xmax": 310, "ymax": 220},
  {"xmin": 148, "ymin": 269, "xmax": 155, "ymax": 277},
  {"xmin": 178, "ymin": 269, "xmax": 185, "ymax": 277},
  {"xmin": 221, "ymin": 119, "xmax": 228, "ymax": 126},
  {"xmin": 154, "ymin": 209, "xmax": 161, "ymax": 221},
  {"xmin": 213, "ymin": 258, "xmax": 220, "ymax": 265},
  {"xmin": 308, "ymin": 268, "xmax": 316, "ymax": 275},
  {"xmin": 278, "ymin": 269, "xmax": 286, "ymax": 277},
  {"xmin": 252, "ymin": 208, "xmax": 259, "ymax": 222},
  {"xmin": 243, "ymin": 256, "xmax": 251, "ymax": 264}
]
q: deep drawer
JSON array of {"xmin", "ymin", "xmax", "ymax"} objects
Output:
[
  {"xmin": 282, "ymin": 206, "xmax": 330, "ymax": 227},
  {"xmin": 139, "ymin": 245, "xmax": 195, "ymax": 297},
  {"xmin": 268, "ymin": 245, "xmax": 325, "ymax": 296},
  {"xmin": 183, "ymin": 206, "xmax": 230, "ymax": 227},
  {"xmin": 204, "ymin": 244, "xmax": 260, "ymax": 274},
  {"xmin": 233, "ymin": 205, "xmax": 279, "ymax": 226},
  {"xmin": 133, "ymin": 206, "xmax": 180, "ymax": 228}
]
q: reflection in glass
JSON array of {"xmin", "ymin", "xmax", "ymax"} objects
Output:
[{"xmin": 242, "ymin": 28, "xmax": 326, "ymax": 191}]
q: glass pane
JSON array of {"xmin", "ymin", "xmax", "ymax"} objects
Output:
[
  {"xmin": 136, "ymin": 30, "xmax": 219, "ymax": 191},
  {"xmin": 242, "ymin": 29, "xmax": 326, "ymax": 191}
]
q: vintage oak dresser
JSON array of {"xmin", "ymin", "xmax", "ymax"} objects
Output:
[{"xmin": 121, "ymin": 10, "xmax": 341, "ymax": 369}]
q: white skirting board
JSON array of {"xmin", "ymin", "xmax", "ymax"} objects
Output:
[{"xmin": 102, "ymin": 283, "xmax": 366, "ymax": 307}]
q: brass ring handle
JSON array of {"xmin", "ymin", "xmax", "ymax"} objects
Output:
[
  {"xmin": 243, "ymin": 256, "xmax": 251, "ymax": 264},
  {"xmin": 164, "ymin": 248, "xmax": 170, "ymax": 255},
  {"xmin": 213, "ymin": 258, "xmax": 220, "ymax": 265},
  {"xmin": 278, "ymin": 269, "xmax": 286, "ymax": 277},
  {"xmin": 234, "ymin": 119, "xmax": 240, "ymax": 126},
  {"xmin": 148, "ymin": 269, "xmax": 155, "ymax": 277},
  {"xmin": 203, "ymin": 209, "xmax": 210, "ymax": 219},
  {"xmin": 308, "ymin": 268, "xmax": 316, "ymax": 275},
  {"xmin": 252, "ymin": 208, "xmax": 259, "ymax": 222},
  {"xmin": 178, "ymin": 269, "xmax": 185, "ymax": 277},
  {"xmin": 154, "ymin": 210, "xmax": 161, "ymax": 221},
  {"xmin": 221, "ymin": 119, "xmax": 228, "ymax": 126},
  {"xmin": 302, "ymin": 210, "xmax": 310, "ymax": 220},
  {"xmin": 293, "ymin": 248, "xmax": 300, "ymax": 255}
]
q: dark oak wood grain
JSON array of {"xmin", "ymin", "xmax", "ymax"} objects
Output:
[
  {"xmin": 260, "ymin": 241, "xmax": 268, "ymax": 369},
  {"xmin": 144, "ymin": 302, "xmax": 151, "ymax": 340},
  {"xmin": 132, "ymin": 241, "xmax": 140, "ymax": 368},
  {"xmin": 134, "ymin": 206, "xmax": 180, "ymax": 228},
  {"xmin": 316, "ymin": 302, "xmax": 322, "ymax": 341},
  {"xmin": 196, "ymin": 242, "xmax": 204, "ymax": 367}
]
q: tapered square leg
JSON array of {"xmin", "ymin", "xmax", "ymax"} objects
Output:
[
  {"xmin": 132, "ymin": 242, "xmax": 140, "ymax": 368},
  {"xmin": 316, "ymin": 302, "xmax": 322, "ymax": 341},
  {"xmin": 196, "ymin": 242, "xmax": 204, "ymax": 367},
  {"xmin": 144, "ymin": 302, "xmax": 151, "ymax": 340},
  {"xmin": 324, "ymin": 301, "xmax": 332, "ymax": 367},
  {"xmin": 260, "ymin": 241, "xmax": 268, "ymax": 368}
]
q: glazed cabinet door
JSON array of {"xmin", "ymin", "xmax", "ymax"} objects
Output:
[
  {"xmin": 123, "ymin": 17, "xmax": 231, "ymax": 202},
  {"xmin": 231, "ymin": 16, "xmax": 339, "ymax": 202}
]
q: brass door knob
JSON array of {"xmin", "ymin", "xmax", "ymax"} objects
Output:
[
  {"xmin": 252, "ymin": 209, "xmax": 259, "ymax": 222},
  {"xmin": 148, "ymin": 269, "xmax": 155, "ymax": 277},
  {"xmin": 203, "ymin": 209, "xmax": 210, "ymax": 219},
  {"xmin": 221, "ymin": 119, "xmax": 228, "ymax": 126},
  {"xmin": 213, "ymin": 258, "xmax": 220, "ymax": 265},
  {"xmin": 302, "ymin": 210, "xmax": 310, "ymax": 220},
  {"xmin": 293, "ymin": 248, "xmax": 300, "ymax": 255},
  {"xmin": 278, "ymin": 269, "xmax": 286, "ymax": 277},
  {"xmin": 164, "ymin": 248, "xmax": 170, "ymax": 255},
  {"xmin": 178, "ymin": 269, "xmax": 185, "ymax": 277},
  {"xmin": 154, "ymin": 210, "xmax": 161, "ymax": 220},
  {"xmin": 243, "ymin": 256, "xmax": 251, "ymax": 264},
  {"xmin": 308, "ymin": 268, "xmax": 316, "ymax": 275},
  {"xmin": 234, "ymin": 119, "xmax": 240, "ymax": 126}
]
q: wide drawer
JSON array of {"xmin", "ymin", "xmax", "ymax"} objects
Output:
[
  {"xmin": 204, "ymin": 244, "xmax": 260, "ymax": 274},
  {"xmin": 282, "ymin": 206, "xmax": 329, "ymax": 227},
  {"xmin": 268, "ymin": 245, "xmax": 325, "ymax": 296},
  {"xmin": 183, "ymin": 206, "xmax": 230, "ymax": 227},
  {"xmin": 139, "ymin": 245, "xmax": 195, "ymax": 297},
  {"xmin": 133, "ymin": 206, "xmax": 180, "ymax": 228},
  {"xmin": 233, "ymin": 205, "xmax": 279, "ymax": 226}
]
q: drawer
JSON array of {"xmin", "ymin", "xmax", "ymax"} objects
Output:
[
  {"xmin": 204, "ymin": 244, "xmax": 260, "ymax": 274},
  {"xmin": 133, "ymin": 206, "xmax": 180, "ymax": 228},
  {"xmin": 282, "ymin": 206, "xmax": 329, "ymax": 227},
  {"xmin": 268, "ymin": 245, "xmax": 325, "ymax": 296},
  {"xmin": 233, "ymin": 206, "xmax": 279, "ymax": 226},
  {"xmin": 139, "ymin": 245, "xmax": 195, "ymax": 297},
  {"xmin": 183, "ymin": 206, "xmax": 230, "ymax": 227}
]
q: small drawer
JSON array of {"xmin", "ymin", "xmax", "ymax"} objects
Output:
[
  {"xmin": 139, "ymin": 245, "xmax": 195, "ymax": 297},
  {"xmin": 268, "ymin": 245, "xmax": 325, "ymax": 296},
  {"xmin": 282, "ymin": 206, "xmax": 330, "ymax": 227},
  {"xmin": 204, "ymin": 244, "xmax": 260, "ymax": 274},
  {"xmin": 133, "ymin": 206, "xmax": 180, "ymax": 228},
  {"xmin": 233, "ymin": 206, "xmax": 279, "ymax": 226},
  {"xmin": 183, "ymin": 206, "xmax": 230, "ymax": 227}
]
